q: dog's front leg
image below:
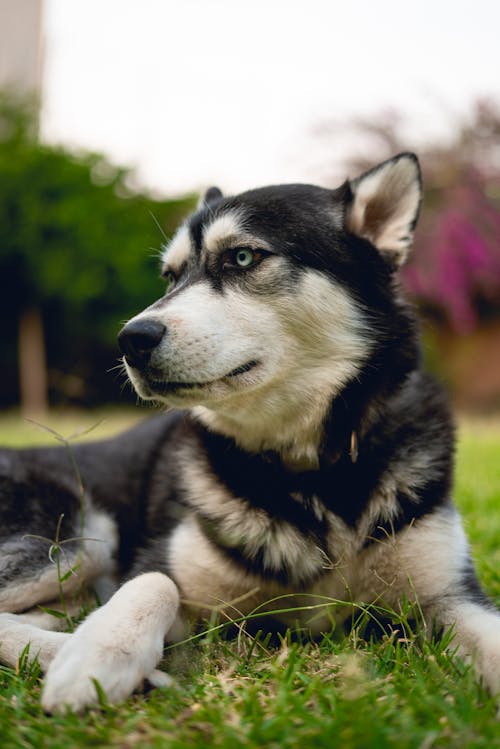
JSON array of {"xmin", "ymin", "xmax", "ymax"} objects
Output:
[
  {"xmin": 431, "ymin": 598, "xmax": 500, "ymax": 697},
  {"xmin": 41, "ymin": 572, "xmax": 180, "ymax": 713},
  {"xmin": 0, "ymin": 613, "xmax": 70, "ymax": 671},
  {"xmin": 378, "ymin": 508, "xmax": 500, "ymax": 699}
]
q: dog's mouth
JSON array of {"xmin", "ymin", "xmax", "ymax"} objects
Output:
[{"xmin": 143, "ymin": 359, "xmax": 260, "ymax": 395}]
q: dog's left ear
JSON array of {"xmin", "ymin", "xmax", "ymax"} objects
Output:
[
  {"xmin": 345, "ymin": 153, "xmax": 422, "ymax": 266},
  {"xmin": 197, "ymin": 186, "xmax": 224, "ymax": 210}
]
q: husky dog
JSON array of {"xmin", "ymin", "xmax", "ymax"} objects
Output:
[{"xmin": 0, "ymin": 154, "xmax": 499, "ymax": 713}]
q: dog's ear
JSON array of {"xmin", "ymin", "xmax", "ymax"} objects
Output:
[
  {"xmin": 345, "ymin": 153, "xmax": 422, "ymax": 266},
  {"xmin": 198, "ymin": 186, "xmax": 224, "ymax": 210}
]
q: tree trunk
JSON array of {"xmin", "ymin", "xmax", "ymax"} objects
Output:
[{"xmin": 18, "ymin": 306, "xmax": 48, "ymax": 417}]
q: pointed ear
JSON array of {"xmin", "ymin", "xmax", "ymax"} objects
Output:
[
  {"xmin": 345, "ymin": 153, "xmax": 422, "ymax": 266},
  {"xmin": 197, "ymin": 186, "xmax": 224, "ymax": 210}
]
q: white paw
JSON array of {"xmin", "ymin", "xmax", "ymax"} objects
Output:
[
  {"xmin": 41, "ymin": 572, "xmax": 179, "ymax": 712},
  {"xmin": 453, "ymin": 603, "xmax": 500, "ymax": 699},
  {"xmin": 41, "ymin": 631, "xmax": 164, "ymax": 713},
  {"xmin": 474, "ymin": 647, "xmax": 500, "ymax": 698}
]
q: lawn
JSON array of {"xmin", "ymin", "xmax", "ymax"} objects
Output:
[{"xmin": 0, "ymin": 412, "xmax": 499, "ymax": 748}]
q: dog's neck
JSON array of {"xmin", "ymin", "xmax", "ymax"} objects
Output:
[
  {"xmin": 192, "ymin": 385, "xmax": 372, "ymax": 471},
  {"xmin": 193, "ymin": 336, "xmax": 420, "ymax": 470},
  {"xmin": 192, "ymin": 397, "xmax": 328, "ymax": 470}
]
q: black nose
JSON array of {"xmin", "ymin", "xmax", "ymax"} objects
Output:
[{"xmin": 118, "ymin": 318, "xmax": 166, "ymax": 368}]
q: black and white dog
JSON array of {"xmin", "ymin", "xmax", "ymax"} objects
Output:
[{"xmin": 1, "ymin": 154, "xmax": 499, "ymax": 712}]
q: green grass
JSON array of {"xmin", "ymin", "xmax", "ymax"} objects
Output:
[
  {"xmin": 0, "ymin": 408, "xmax": 148, "ymax": 448},
  {"xmin": 0, "ymin": 412, "xmax": 499, "ymax": 748}
]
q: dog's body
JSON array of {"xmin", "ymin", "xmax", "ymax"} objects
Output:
[{"xmin": 1, "ymin": 154, "xmax": 499, "ymax": 712}]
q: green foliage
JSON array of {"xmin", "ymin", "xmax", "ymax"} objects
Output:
[{"xmin": 0, "ymin": 92, "xmax": 196, "ymax": 405}]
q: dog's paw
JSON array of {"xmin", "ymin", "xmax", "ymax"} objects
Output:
[
  {"xmin": 473, "ymin": 645, "xmax": 500, "ymax": 700},
  {"xmin": 41, "ymin": 572, "xmax": 179, "ymax": 712},
  {"xmin": 41, "ymin": 573, "xmax": 180, "ymax": 712},
  {"xmin": 453, "ymin": 604, "xmax": 500, "ymax": 702},
  {"xmin": 41, "ymin": 612, "xmax": 167, "ymax": 712},
  {"xmin": 41, "ymin": 622, "xmax": 169, "ymax": 713}
]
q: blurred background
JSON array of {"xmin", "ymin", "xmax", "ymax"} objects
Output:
[{"xmin": 1, "ymin": 0, "xmax": 500, "ymax": 425}]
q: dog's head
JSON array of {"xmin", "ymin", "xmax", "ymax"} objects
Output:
[{"xmin": 119, "ymin": 153, "xmax": 421, "ymax": 457}]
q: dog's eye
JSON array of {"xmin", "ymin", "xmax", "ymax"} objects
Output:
[
  {"xmin": 161, "ymin": 270, "xmax": 176, "ymax": 292},
  {"xmin": 224, "ymin": 247, "xmax": 268, "ymax": 270},
  {"xmin": 235, "ymin": 249, "xmax": 255, "ymax": 267}
]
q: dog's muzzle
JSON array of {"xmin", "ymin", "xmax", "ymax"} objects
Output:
[{"xmin": 118, "ymin": 318, "xmax": 166, "ymax": 368}]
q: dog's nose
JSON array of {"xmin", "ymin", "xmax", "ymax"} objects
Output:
[{"xmin": 118, "ymin": 318, "xmax": 166, "ymax": 367}]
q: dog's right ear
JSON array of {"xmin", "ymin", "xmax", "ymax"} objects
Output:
[
  {"xmin": 345, "ymin": 153, "xmax": 422, "ymax": 267},
  {"xmin": 197, "ymin": 186, "xmax": 224, "ymax": 210}
]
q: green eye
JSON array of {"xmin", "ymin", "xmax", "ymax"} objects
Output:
[
  {"xmin": 222, "ymin": 247, "xmax": 270, "ymax": 271},
  {"xmin": 235, "ymin": 249, "xmax": 255, "ymax": 267}
]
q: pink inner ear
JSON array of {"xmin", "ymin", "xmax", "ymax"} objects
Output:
[
  {"xmin": 346, "ymin": 156, "xmax": 421, "ymax": 265},
  {"xmin": 361, "ymin": 189, "xmax": 398, "ymax": 242}
]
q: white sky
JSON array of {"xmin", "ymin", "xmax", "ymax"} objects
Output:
[{"xmin": 41, "ymin": 0, "xmax": 500, "ymax": 196}]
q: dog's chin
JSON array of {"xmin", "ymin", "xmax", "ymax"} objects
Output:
[{"xmin": 126, "ymin": 360, "xmax": 262, "ymax": 406}]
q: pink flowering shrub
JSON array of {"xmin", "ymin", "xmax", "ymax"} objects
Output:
[{"xmin": 404, "ymin": 166, "xmax": 500, "ymax": 333}]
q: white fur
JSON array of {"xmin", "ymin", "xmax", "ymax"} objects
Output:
[
  {"xmin": 127, "ymin": 269, "xmax": 369, "ymax": 466},
  {"xmin": 160, "ymin": 224, "xmax": 191, "ymax": 270},
  {"xmin": 194, "ymin": 271, "xmax": 370, "ymax": 465},
  {"xmin": 127, "ymin": 280, "xmax": 269, "ymax": 387},
  {"xmin": 387, "ymin": 510, "xmax": 500, "ymax": 694},
  {"xmin": 192, "ymin": 477, "xmax": 322, "ymax": 577},
  {"xmin": 168, "ymin": 516, "xmax": 269, "ymax": 619},
  {"xmin": 130, "ymin": 198, "xmax": 372, "ymax": 465},
  {"xmin": 442, "ymin": 601, "xmax": 500, "ymax": 695},
  {"xmin": 202, "ymin": 211, "xmax": 247, "ymax": 252},
  {"xmin": 41, "ymin": 572, "xmax": 180, "ymax": 713},
  {"xmin": 0, "ymin": 613, "xmax": 70, "ymax": 671},
  {"xmin": 177, "ymin": 443, "xmax": 326, "ymax": 583},
  {"xmin": 82, "ymin": 507, "xmax": 119, "ymax": 574},
  {"xmin": 356, "ymin": 442, "xmax": 447, "ymax": 543},
  {"xmin": 347, "ymin": 506, "xmax": 469, "ymax": 607}
]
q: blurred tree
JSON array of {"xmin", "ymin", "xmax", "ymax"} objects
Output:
[{"xmin": 0, "ymin": 93, "xmax": 196, "ymax": 412}]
